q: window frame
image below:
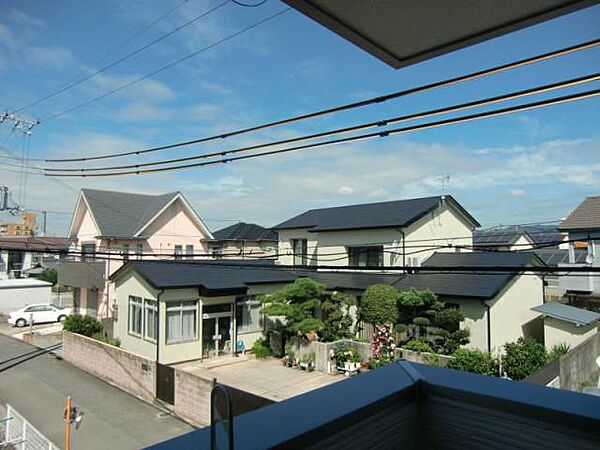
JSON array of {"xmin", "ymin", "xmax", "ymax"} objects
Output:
[
  {"xmin": 122, "ymin": 244, "xmax": 130, "ymax": 262},
  {"xmin": 236, "ymin": 297, "xmax": 263, "ymax": 335},
  {"xmin": 291, "ymin": 238, "xmax": 308, "ymax": 267},
  {"xmin": 144, "ymin": 299, "xmax": 158, "ymax": 342},
  {"xmin": 128, "ymin": 296, "xmax": 143, "ymax": 337},
  {"xmin": 165, "ymin": 300, "xmax": 198, "ymax": 344},
  {"xmin": 186, "ymin": 244, "xmax": 194, "ymax": 260},
  {"xmin": 174, "ymin": 245, "xmax": 183, "ymax": 261},
  {"xmin": 81, "ymin": 243, "xmax": 96, "ymax": 262},
  {"xmin": 348, "ymin": 246, "xmax": 384, "ymax": 267},
  {"xmin": 136, "ymin": 243, "xmax": 144, "ymax": 260}
]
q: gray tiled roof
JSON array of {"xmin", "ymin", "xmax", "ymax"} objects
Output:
[
  {"xmin": 82, "ymin": 189, "xmax": 179, "ymax": 238},
  {"xmin": 213, "ymin": 222, "xmax": 278, "ymax": 242},
  {"xmin": 112, "ymin": 261, "xmax": 296, "ymax": 294},
  {"xmin": 532, "ymin": 302, "xmax": 600, "ymax": 326},
  {"xmin": 273, "ymin": 195, "xmax": 480, "ymax": 232},
  {"xmin": 559, "ymin": 196, "xmax": 600, "ymax": 231},
  {"xmin": 393, "ymin": 251, "xmax": 542, "ymax": 299}
]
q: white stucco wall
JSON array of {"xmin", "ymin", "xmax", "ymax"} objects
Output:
[
  {"xmin": 488, "ymin": 272, "xmax": 544, "ymax": 353},
  {"xmin": 276, "ymin": 203, "xmax": 474, "ymax": 268},
  {"xmin": 543, "ymin": 317, "xmax": 598, "ymax": 349},
  {"xmin": 0, "ymin": 282, "xmax": 53, "ymax": 314}
]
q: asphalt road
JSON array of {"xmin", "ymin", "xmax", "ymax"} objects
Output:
[{"xmin": 0, "ymin": 334, "xmax": 193, "ymax": 449}]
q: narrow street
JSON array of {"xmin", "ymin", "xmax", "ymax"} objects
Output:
[{"xmin": 0, "ymin": 334, "xmax": 193, "ymax": 449}]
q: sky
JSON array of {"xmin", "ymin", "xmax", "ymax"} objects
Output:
[{"xmin": 0, "ymin": 0, "xmax": 599, "ymax": 236}]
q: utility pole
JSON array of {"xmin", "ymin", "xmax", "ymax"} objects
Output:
[
  {"xmin": 0, "ymin": 111, "xmax": 39, "ymax": 135},
  {"xmin": 64, "ymin": 396, "xmax": 72, "ymax": 450},
  {"xmin": 0, "ymin": 186, "xmax": 21, "ymax": 212}
]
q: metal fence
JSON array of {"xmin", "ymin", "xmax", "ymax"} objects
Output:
[{"xmin": 1, "ymin": 404, "xmax": 58, "ymax": 450}]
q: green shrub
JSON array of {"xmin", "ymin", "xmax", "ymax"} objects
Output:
[
  {"xmin": 503, "ymin": 337, "xmax": 547, "ymax": 380},
  {"xmin": 251, "ymin": 338, "xmax": 271, "ymax": 358},
  {"xmin": 449, "ymin": 348, "xmax": 498, "ymax": 376},
  {"xmin": 402, "ymin": 339, "xmax": 434, "ymax": 353},
  {"xmin": 37, "ymin": 268, "xmax": 58, "ymax": 285},
  {"xmin": 91, "ymin": 332, "xmax": 121, "ymax": 347},
  {"xmin": 433, "ymin": 308, "xmax": 464, "ymax": 328},
  {"xmin": 412, "ymin": 317, "xmax": 431, "ymax": 327},
  {"xmin": 395, "ymin": 324, "xmax": 409, "ymax": 334},
  {"xmin": 548, "ymin": 343, "xmax": 570, "ymax": 361},
  {"xmin": 360, "ymin": 284, "xmax": 398, "ymax": 325},
  {"xmin": 63, "ymin": 315, "xmax": 103, "ymax": 337}
]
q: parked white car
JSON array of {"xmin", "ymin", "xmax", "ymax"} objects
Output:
[{"xmin": 8, "ymin": 304, "xmax": 72, "ymax": 327}]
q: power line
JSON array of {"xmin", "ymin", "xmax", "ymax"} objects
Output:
[
  {"xmin": 38, "ymin": 37, "xmax": 600, "ymax": 163},
  {"xmin": 13, "ymin": 0, "xmax": 230, "ymax": 114},
  {"xmin": 45, "ymin": 88, "xmax": 600, "ymax": 177},
  {"xmin": 42, "ymin": 73, "xmax": 600, "ymax": 173},
  {"xmin": 39, "ymin": 7, "xmax": 291, "ymax": 122}
]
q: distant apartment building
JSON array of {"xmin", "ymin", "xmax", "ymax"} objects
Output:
[
  {"xmin": 58, "ymin": 189, "xmax": 213, "ymax": 319},
  {"xmin": 208, "ymin": 222, "xmax": 278, "ymax": 259},
  {"xmin": 0, "ymin": 212, "xmax": 36, "ymax": 236}
]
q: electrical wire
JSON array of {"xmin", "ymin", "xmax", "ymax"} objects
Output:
[
  {"xmin": 45, "ymin": 88, "xmax": 600, "ymax": 177},
  {"xmin": 42, "ymin": 73, "xmax": 600, "ymax": 173},
  {"xmin": 39, "ymin": 7, "xmax": 291, "ymax": 123},
  {"xmin": 231, "ymin": 0, "xmax": 268, "ymax": 6},
  {"xmin": 13, "ymin": 0, "xmax": 230, "ymax": 114},
  {"xmin": 38, "ymin": 37, "xmax": 600, "ymax": 163}
]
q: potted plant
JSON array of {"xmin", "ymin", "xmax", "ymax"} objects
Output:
[
  {"xmin": 344, "ymin": 349, "xmax": 361, "ymax": 373},
  {"xmin": 299, "ymin": 352, "xmax": 315, "ymax": 371},
  {"xmin": 334, "ymin": 342, "xmax": 361, "ymax": 374}
]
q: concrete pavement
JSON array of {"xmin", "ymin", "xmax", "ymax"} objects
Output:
[{"xmin": 0, "ymin": 334, "xmax": 193, "ymax": 449}]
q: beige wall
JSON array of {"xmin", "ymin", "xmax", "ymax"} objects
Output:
[
  {"xmin": 488, "ymin": 272, "xmax": 544, "ymax": 352},
  {"xmin": 277, "ymin": 203, "xmax": 474, "ymax": 268},
  {"xmin": 215, "ymin": 240, "xmax": 278, "ymax": 258},
  {"xmin": 448, "ymin": 272, "xmax": 544, "ymax": 352},
  {"xmin": 543, "ymin": 317, "xmax": 598, "ymax": 349}
]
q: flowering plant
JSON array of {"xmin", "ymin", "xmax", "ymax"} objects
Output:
[{"xmin": 371, "ymin": 323, "xmax": 396, "ymax": 362}]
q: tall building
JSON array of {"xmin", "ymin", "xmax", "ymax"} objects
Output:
[{"xmin": 0, "ymin": 212, "xmax": 36, "ymax": 236}]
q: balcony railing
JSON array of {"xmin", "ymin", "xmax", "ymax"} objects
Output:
[{"xmin": 558, "ymin": 263, "xmax": 597, "ymax": 293}]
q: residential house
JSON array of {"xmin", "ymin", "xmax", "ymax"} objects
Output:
[
  {"xmin": 0, "ymin": 236, "xmax": 72, "ymax": 279},
  {"xmin": 557, "ymin": 195, "xmax": 600, "ymax": 309},
  {"xmin": 532, "ymin": 302, "xmax": 599, "ymax": 349},
  {"xmin": 58, "ymin": 189, "xmax": 213, "ymax": 320},
  {"xmin": 273, "ymin": 195, "xmax": 480, "ymax": 269},
  {"xmin": 208, "ymin": 222, "xmax": 278, "ymax": 259},
  {"xmin": 110, "ymin": 260, "xmax": 296, "ymax": 364},
  {"xmin": 534, "ymin": 248, "xmax": 586, "ymax": 302},
  {"xmin": 473, "ymin": 226, "xmax": 534, "ymax": 251},
  {"xmin": 394, "ymin": 251, "xmax": 546, "ymax": 352}
]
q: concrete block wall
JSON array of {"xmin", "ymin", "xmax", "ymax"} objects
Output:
[
  {"xmin": 173, "ymin": 369, "xmax": 214, "ymax": 426},
  {"xmin": 290, "ymin": 338, "xmax": 372, "ymax": 373},
  {"xmin": 397, "ymin": 348, "xmax": 454, "ymax": 367},
  {"xmin": 62, "ymin": 331, "xmax": 156, "ymax": 403},
  {"xmin": 559, "ymin": 332, "xmax": 599, "ymax": 391}
]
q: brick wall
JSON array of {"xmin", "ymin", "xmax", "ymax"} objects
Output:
[
  {"xmin": 62, "ymin": 331, "xmax": 156, "ymax": 403},
  {"xmin": 173, "ymin": 369, "xmax": 214, "ymax": 426}
]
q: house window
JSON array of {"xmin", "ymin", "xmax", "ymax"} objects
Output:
[
  {"xmin": 291, "ymin": 239, "xmax": 308, "ymax": 266},
  {"xmin": 186, "ymin": 245, "xmax": 194, "ymax": 260},
  {"xmin": 144, "ymin": 299, "xmax": 158, "ymax": 341},
  {"xmin": 348, "ymin": 246, "xmax": 383, "ymax": 267},
  {"xmin": 212, "ymin": 245, "xmax": 223, "ymax": 259},
  {"xmin": 174, "ymin": 245, "xmax": 183, "ymax": 261},
  {"xmin": 136, "ymin": 243, "xmax": 143, "ymax": 260},
  {"xmin": 166, "ymin": 301, "xmax": 197, "ymax": 343},
  {"xmin": 122, "ymin": 244, "xmax": 130, "ymax": 262},
  {"xmin": 128, "ymin": 296, "xmax": 143, "ymax": 336},
  {"xmin": 81, "ymin": 243, "xmax": 95, "ymax": 262},
  {"xmin": 236, "ymin": 298, "xmax": 262, "ymax": 334}
]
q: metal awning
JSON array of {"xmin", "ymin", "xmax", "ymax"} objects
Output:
[{"xmin": 284, "ymin": 0, "xmax": 598, "ymax": 68}]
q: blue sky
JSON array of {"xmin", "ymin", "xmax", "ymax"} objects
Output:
[{"xmin": 0, "ymin": 0, "xmax": 599, "ymax": 235}]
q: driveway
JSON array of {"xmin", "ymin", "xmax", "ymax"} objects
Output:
[
  {"xmin": 0, "ymin": 334, "xmax": 193, "ymax": 449},
  {"xmin": 177, "ymin": 357, "xmax": 343, "ymax": 401}
]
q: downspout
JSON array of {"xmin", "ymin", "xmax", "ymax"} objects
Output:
[
  {"xmin": 396, "ymin": 228, "xmax": 406, "ymax": 273},
  {"xmin": 485, "ymin": 302, "xmax": 491, "ymax": 353},
  {"xmin": 156, "ymin": 289, "xmax": 164, "ymax": 365}
]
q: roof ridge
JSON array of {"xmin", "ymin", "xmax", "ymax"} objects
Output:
[{"xmin": 302, "ymin": 195, "xmax": 444, "ymax": 213}]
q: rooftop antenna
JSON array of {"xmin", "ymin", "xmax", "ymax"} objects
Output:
[{"xmin": 438, "ymin": 174, "xmax": 450, "ymax": 196}]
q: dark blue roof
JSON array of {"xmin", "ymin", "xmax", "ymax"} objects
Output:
[
  {"xmin": 273, "ymin": 195, "xmax": 479, "ymax": 232},
  {"xmin": 393, "ymin": 251, "xmax": 543, "ymax": 299},
  {"xmin": 213, "ymin": 222, "xmax": 277, "ymax": 242}
]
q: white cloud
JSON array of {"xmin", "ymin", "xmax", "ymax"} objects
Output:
[
  {"xmin": 508, "ymin": 188, "xmax": 525, "ymax": 198},
  {"xmin": 26, "ymin": 46, "xmax": 76, "ymax": 69},
  {"xmin": 115, "ymin": 102, "xmax": 173, "ymax": 122},
  {"xmin": 337, "ymin": 185, "xmax": 354, "ymax": 195},
  {"xmin": 7, "ymin": 10, "xmax": 45, "ymax": 29},
  {"xmin": 87, "ymin": 72, "xmax": 176, "ymax": 102}
]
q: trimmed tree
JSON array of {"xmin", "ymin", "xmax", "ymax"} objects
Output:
[
  {"xmin": 360, "ymin": 284, "xmax": 399, "ymax": 325},
  {"xmin": 502, "ymin": 337, "xmax": 547, "ymax": 380},
  {"xmin": 320, "ymin": 292, "xmax": 355, "ymax": 342},
  {"xmin": 449, "ymin": 348, "xmax": 498, "ymax": 376},
  {"xmin": 260, "ymin": 278, "xmax": 325, "ymax": 338}
]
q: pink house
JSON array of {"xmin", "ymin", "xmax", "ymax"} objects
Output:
[{"xmin": 58, "ymin": 189, "xmax": 213, "ymax": 320}]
